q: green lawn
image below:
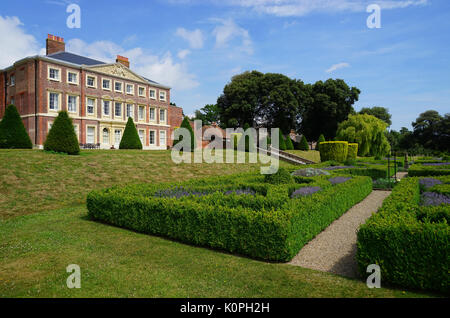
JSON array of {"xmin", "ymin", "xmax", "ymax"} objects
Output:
[
  {"xmin": 285, "ymin": 150, "xmax": 321, "ymax": 163},
  {"xmin": 0, "ymin": 149, "xmax": 437, "ymax": 297}
]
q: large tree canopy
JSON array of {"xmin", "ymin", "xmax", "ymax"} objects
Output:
[
  {"xmin": 194, "ymin": 104, "xmax": 221, "ymax": 126},
  {"xmin": 359, "ymin": 106, "xmax": 392, "ymax": 126},
  {"xmin": 336, "ymin": 114, "xmax": 390, "ymax": 157},
  {"xmin": 299, "ymin": 79, "xmax": 360, "ymax": 140},
  {"xmin": 412, "ymin": 110, "xmax": 444, "ymax": 150}
]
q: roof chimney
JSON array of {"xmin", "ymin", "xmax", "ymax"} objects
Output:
[
  {"xmin": 116, "ymin": 55, "xmax": 130, "ymax": 68},
  {"xmin": 46, "ymin": 34, "xmax": 65, "ymax": 55}
]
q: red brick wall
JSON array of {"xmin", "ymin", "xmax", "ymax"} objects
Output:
[
  {"xmin": 168, "ymin": 105, "xmax": 183, "ymax": 147},
  {"xmin": 0, "ymin": 71, "xmax": 5, "ymax": 118}
]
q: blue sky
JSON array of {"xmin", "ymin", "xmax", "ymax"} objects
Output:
[{"xmin": 0, "ymin": 0, "xmax": 449, "ymax": 131}]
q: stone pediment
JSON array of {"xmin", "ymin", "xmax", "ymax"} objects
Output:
[{"xmin": 86, "ymin": 63, "xmax": 147, "ymax": 84}]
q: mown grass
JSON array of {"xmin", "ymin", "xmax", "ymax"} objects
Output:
[
  {"xmin": 286, "ymin": 150, "xmax": 321, "ymax": 163},
  {"xmin": 0, "ymin": 149, "xmax": 290, "ymax": 220},
  {"xmin": 0, "ymin": 206, "xmax": 435, "ymax": 298},
  {"xmin": 0, "ymin": 149, "xmax": 438, "ymax": 298}
]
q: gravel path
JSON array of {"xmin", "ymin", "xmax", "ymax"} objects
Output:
[{"xmin": 288, "ymin": 191, "xmax": 391, "ymax": 278}]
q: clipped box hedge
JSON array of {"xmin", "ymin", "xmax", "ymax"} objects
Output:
[
  {"xmin": 408, "ymin": 163, "xmax": 450, "ymax": 177},
  {"xmin": 87, "ymin": 172, "xmax": 372, "ymax": 262},
  {"xmin": 319, "ymin": 141, "xmax": 349, "ymax": 162},
  {"xmin": 332, "ymin": 166, "xmax": 396, "ymax": 180},
  {"xmin": 357, "ymin": 176, "xmax": 450, "ymax": 293},
  {"xmin": 347, "ymin": 143, "xmax": 358, "ymax": 161}
]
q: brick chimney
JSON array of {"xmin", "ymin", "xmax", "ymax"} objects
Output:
[
  {"xmin": 46, "ymin": 34, "xmax": 65, "ymax": 55},
  {"xmin": 116, "ymin": 55, "xmax": 130, "ymax": 68}
]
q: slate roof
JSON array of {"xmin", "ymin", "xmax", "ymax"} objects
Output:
[{"xmin": 47, "ymin": 52, "xmax": 106, "ymax": 66}]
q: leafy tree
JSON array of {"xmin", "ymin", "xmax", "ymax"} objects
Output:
[
  {"xmin": 336, "ymin": 114, "xmax": 390, "ymax": 157},
  {"xmin": 359, "ymin": 106, "xmax": 392, "ymax": 126},
  {"xmin": 44, "ymin": 111, "xmax": 80, "ymax": 155},
  {"xmin": 119, "ymin": 117, "xmax": 142, "ymax": 150},
  {"xmin": 0, "ymin": 105, "xmax": 32, "ymax": 149},
  {"xmin": 194, "ymin": 104, "xmax": 221, "ymax": 126},
  {"xmin": 238, "ymin": 123, "xmax": 256, "ymax": 152},
  {"xmin": 285, "ymin": 135, "xmax": 294, "ymax": 150},
  {"xmin": 173, "ymin": 116, "xmax": 196, "ymax": 151},
  {"xmin": 277, "ymin": 131, "xmax": 287, "ymax": 151},
  {"xmin": 412, "ymin": 110, "xmax": 443, "ymax": 150},
  {"xmin": 300, "ymin": 79, "xmax": 360, "ymax": 140},
  {"xmin": 299, "ymin": 135, "xmax": 309, "ymax": 151},
  {"xmin": 316, "ymin": 134, "xmax": 325, "ymax": 151}
]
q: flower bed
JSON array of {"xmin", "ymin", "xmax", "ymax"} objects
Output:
[
  {"xmin": 357, "ymin": 176, "xmax": 450, "ymax": 293},
  {"xmin": 87, "ymin": 172, "xmax": 372, "ymax": 262}
]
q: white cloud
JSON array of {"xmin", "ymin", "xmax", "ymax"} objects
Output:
[
  {"xmin": 326, "ymin": 62, "xmax": 350, "ymax": 73},
  {"xmin": 67, "ymin": 39, "xmax": 199, "ymax": 90},
  {"xmin": 211, "ymin": 18, "xmax": 253, "ymax": 54},
  {"xmin": 0, "ymin": 16, "xmax": 44, "ymax": 69},
  {"xmin": 175, "ymin": 28, "xmax": 204, "ymax": 49},
  {"xmin": 177, "ymin": 49, "xmax": 191, "ymax": 59}
]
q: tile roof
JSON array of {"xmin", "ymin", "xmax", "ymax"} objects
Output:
[{"xmin": 46, "ymin": 52, "xmax": 106, "ymax": 66}]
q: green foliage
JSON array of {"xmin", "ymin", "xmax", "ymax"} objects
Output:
[
  {"xmin": 238, "ymin": 124, "xmax": 256, "ymax": 152},
  {"xmin": 298, "ymin": 135, "xmax": 309, "ymax": 151},
  {"xmin": 173, "ymin": 117, "xmax": 196, "ymax": 151},
  {"xmin": 43, "ymin": 111, "xmax": 80, "ymax": 155},
  {"xmin": 0, "ymin": 105, "xmax": 32, "ymax": 149},
  {"xmin": 285, "ymin": 135, "xmax": 294, "ymax": 150},
  {"xmin": 316, "ymin": 134, "xmax": 325, "ymax": 151},
  {"xmin": 357, "ymin": 177, "xmax": 449, "ymax": 293},
  {"xmin": 264, "ymin": 168, "xmax": 294, "ymax": 184},
  {"xmin": 278, "ymin": 131, "xmax": 287, "ymax": 151},
  {"xmin": 408, "ymin": 164, "xmax": 450, "ymax": 177},
  {"xmin": 359, "ymin": 106, "xmax": 392, "ymax": 126},
  {"xmin": 347, "ymin": 143, "xmax": 358, "ymax": 161},
  {"xmin": 87, "ymin": 171, "xmax": 372, "ymax": 262},
  {"xmin": 319, "ymin": 141, "xmax": 348, "ymax": 163},
  {"xmin": 119, "ymin": 117, "xmax": 142, "ymax": 150},
  {"xmin": 194, "ymin": 104, "xmax": 220, "ymax": 126},
  {"xmin": 332, "ymin": 166, "xmax": 396, "ymax": 180},
  {"xmin": 336, "ymin": 114, "xmax": 390, "ymax": 157}
]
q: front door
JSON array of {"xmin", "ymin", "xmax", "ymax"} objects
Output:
[{"xmin": 114, "ymin": 129, "xmax": 122, "ymax": 149}]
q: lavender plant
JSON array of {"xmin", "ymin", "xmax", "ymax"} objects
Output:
[
  {"xmin": 329, "ymin": 177, "xmax": 352, "ymax": 185},
  {"xmin": 421, "ymin": 192, "xmax": 450, "ymax": 206},
  {"xmin": 419, "ymin": 178, "xmax": 443, "ymax": 190},
  {"xmin": 291, "ymin": 186, "xmax": 322, "ymax": 198}
]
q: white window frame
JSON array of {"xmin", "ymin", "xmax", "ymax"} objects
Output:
[
  {"xmin": 149, "ymin": 89, "xmax": 156, "ymax": 100},
  {"xmin": 159, "ymin": 109, "xmax": 166, "ymax": 124},
  {"xmin": 48, "ymin": 121, "xmax": 53, "ymax": 132},
  {"xmin": 138, "ymin": 86, "xmax": 146, "ymax": 97},
  {"xmin": 126, "ymin": 104, "xmax": 134, "ymax": 119},
  {"xmin": 138, "ymin": 129, "xmax": 145, "ymax": 145},
  {"xmin": 102, "ymin": 127, "xmax": 110, "ymax": 145},
  {"xmin": 102, "ymin": 100, "xmax": 111, "ymax": 117},
  {"xmin": 159, "ymin": 130, "xmax": 166, "ymax": 146},
  {"xmin": 10, "ymin": 74, "xmax": 15, "ymax": 87},
  {"xmin": 126, "ymin": 83, "xmax": 134, "ymax": 95},
  {"xmin": 48, "ymin": 91, "xmax": 61, "ymax": 112},
  {"xmin": 159, "ymin": 91, "xmax": 166, "ymax": 102},
  {"xmin": 86, "ymin": 75, "xmax": 97, "ymax": 88},
  {"xmin": 114, "ymin": 102, "xmax": 123, "ymax": 118},
  {"xmin": 86, "ymin": 97, "xmax": 96, "ymax": 116},
  {"xmin": 114, "ymin": 81, "xmax": 123, "ymax": 93},
  {"xmin": 73, "ymin": 124, "xmax": 80, "ymax": 141},
  {"xmin": 48, "ymin": 66, "xmax": 61, "ymax": 82},
  {"xmin": 67, "ymin": 71, "xmax": 79, "ymax": 85},
  {"xmin": 102, "ymin": 78, "xmax": 111, "ymax": 91},
  {"xmin": 67, "ymin": 95, "xmax": 78, "ymax": 113},
  {"xmin": 149, "ymin": 107, "xmax": 156, "ymax": 122},
  {"xmin": 138, "ymin": 105, "xmax": 146, "ymax": 122},
  {"xmin": 149, "ymin": 130, "xmax": 156, "ymax": 145},
  {"xmin": 86, "ymin": 126, "xmax": 97, "ymax": 144}
]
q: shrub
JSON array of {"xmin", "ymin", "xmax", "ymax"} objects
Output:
[
  {"xmin": 347, "ymin": 143, "xmax": 358, "ymax": 161},
  {"xmin": 319, "ymin": 141, "xmax": 348, "ymax": 163},
  {"xmin": 408, "ymin": 164, "xmax": 450, "ymax": 177},
  {"xmin": 87, "ymin": 172, "xmax": 372, "ymax": 262},
  {"xmin": 43, "ymin": 111, "xmax": 80, "ymax": 155},
  {"xmin": 119, "ymin": 117, "xmax": 142, "ymax": 150},
  {"xmin": 173, "ymin": 117, "xmax": 195, "ymax": 151},
  {"xmin": 238, "ymin": 124, "xmax": 256, "ymax": 152},
  {"xmin": 0, "ymin": 104, "xmax": 33, "ymax": 149},
  {"xmin": 298, "ymin": 135, "xmax": 309, "ymax": 151},
  {"xmin": 357, "ymin": 177, "xmax": 449, "ymax": 293},
  {"xmin": 264, "ymin": 168, "xmax": 294, "ymax": 184},
  {"xmin": 285, "ymin": 135, "xmax": 294, "ymax": 150},
  {"xmin": 316, "ymin": 134, "xmax": 325, "ymax": 151},
  {"xmin": 278, "ymin": 132, "xmax": 286, "ymax": 151}
]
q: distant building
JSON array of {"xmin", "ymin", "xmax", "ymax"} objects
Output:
[{"xmin": 0, "ymin": 34, "xmax": 183, "ymax": 150}]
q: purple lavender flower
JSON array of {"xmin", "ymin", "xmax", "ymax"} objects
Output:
[
  {"xmin": 422, "ymin": 162, "xmax": 450, "ymax": 166},
  {"xmin": 419, "ymin": 178, "xmax": 443, "ymax": 190},
  {"xmin": 322, "ymin": 166, "xmax": 355, "ymax": 171},
  {"xmin": 421, "ymin": 192, "xmax": 450, "ymax": 206},
  {"xmin": 329, "ymin": 177, "xmax": 352, "ymax": 185},
  {"xmin": 154, "ymin": 186, "xmax": 210, "ymax": 198},
  {"xmin": 291, "ymin": 186, "xmax": 322, "ymax": 198}
]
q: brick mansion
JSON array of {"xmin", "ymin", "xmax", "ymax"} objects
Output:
[{"xmin": 0, "ymin": 34, "xmax": 184, "ymax": 150}]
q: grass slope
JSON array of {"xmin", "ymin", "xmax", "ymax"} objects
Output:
[{"xmin": 285, "ymin": 150, "xmax": 321, "ymax": 163}]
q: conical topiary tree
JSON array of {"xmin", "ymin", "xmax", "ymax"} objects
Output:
[
  {"xmin": 173, "ymin": 116, "xmax": 195, "ymax": 151},
  {"xmin": 119, "ymin": 117, "xmax": 142, "ymax": 149},
  {"xmin": 278, "ymin": 132, "xmax": 287, "ymax": 151},
  {"xmin": 285, "ymin": 135, "xmax": 294, "ymax": 150},
  {"xmin": 316, "ymin": 134, "xmax": 325, "ymax": 151},
  {"xmin": 0, "ymin": 105, "xmax": 33, "ymax": 149},
  {"xmin": 299, "ymin": 135, "xmax": 309, "ymax": 151},
  {"xmin": 44, "ymin": 111, "xmax": 80, "ymax": 155},
  {"xmin": 238, "ymin": 123, "xmax": 256, "ymax": 152}
]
